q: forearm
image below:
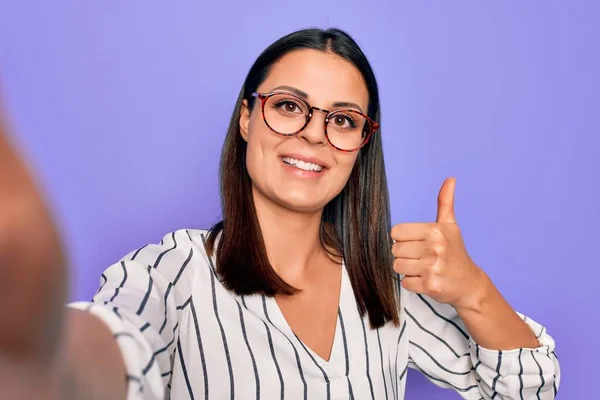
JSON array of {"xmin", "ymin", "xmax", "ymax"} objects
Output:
[
  {"xmin": 456, "ymin": 270, "xmax": 539, "ymax": 350},
  {"xmin": 0, "ymin": 105, "xmax": 126, "ymax": 399},
  {"xmin": 0, "ymin": 120, "xmax": 67, "ymax": 358},
  {"xmin": 62, "ymin": 309, "xmax": 128, "ymax": 400},
  {"xmin": 0, "ymin": 310, "xmax": 127, "ymax": 400}
]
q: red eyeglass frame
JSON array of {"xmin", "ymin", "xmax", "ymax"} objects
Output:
[{"xmin": 251, "ymin": 91, "xmax": 380, "ymax": 152}]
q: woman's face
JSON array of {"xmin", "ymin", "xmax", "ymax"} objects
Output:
[{"xmin": 240, "ymin": 49, "xmax": 370, "ymax": 213}]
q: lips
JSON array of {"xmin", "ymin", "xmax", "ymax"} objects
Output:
[
  {"xmin": 279, "ymin": 153, "xmax": 329, "ymax": 170},
  {"xmin": 280, "ymin": 156, "xmax": 324, "ymax": 172}
]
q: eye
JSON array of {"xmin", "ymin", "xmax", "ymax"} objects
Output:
[
  {"xmin": 331, "ymin": 113, "xmax": 357, "ymax": 129},
  {"xmin": 273, "ymin": 99, "xmax": 304, "ymax": 114}
]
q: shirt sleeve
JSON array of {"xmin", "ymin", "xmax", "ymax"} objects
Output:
[
  {"xmin": 403, "ymin": 289, "xmax": 560, "ymax": 399},
  {"xmin": 67, "ymin": 230, "xmax": 199, "ymax": 400}
]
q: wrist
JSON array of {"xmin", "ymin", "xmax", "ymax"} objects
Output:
[{"xmin": 453, "ymin": 267, "xmax": 495, "ymax": 314}]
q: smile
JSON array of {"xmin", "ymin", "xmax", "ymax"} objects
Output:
[{"xmin": 280, "ymin": 156, "xmax": 324, "ymax": 172}]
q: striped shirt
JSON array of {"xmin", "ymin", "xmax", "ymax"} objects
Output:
[{"xmin": 68, "ymin": 229, "xmax": 560, "ymax": 399}]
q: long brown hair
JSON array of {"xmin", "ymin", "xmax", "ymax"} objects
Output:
[{"xmin": 206, "ymin": 28, "xmax": 398, "ymax": 328}]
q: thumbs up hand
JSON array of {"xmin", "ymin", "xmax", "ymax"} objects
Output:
[{"xmin": 391, "ymin": 178, "xmax": 487, "ymax": 310}]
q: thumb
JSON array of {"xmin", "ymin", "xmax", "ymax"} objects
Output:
[{"xmin": 436, "ymin": 177, "xmax": 457, "ymax": 223}]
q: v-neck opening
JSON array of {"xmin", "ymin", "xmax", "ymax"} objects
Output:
[{"xmin": 266, "ymin": 262, "xmax": 348, "ymax": 369}]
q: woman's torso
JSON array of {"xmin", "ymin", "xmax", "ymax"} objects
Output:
[{"xmin": 167, "ymin": 230, "xmax": 410, "ymax": 400}]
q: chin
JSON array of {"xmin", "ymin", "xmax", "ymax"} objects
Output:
[{"xmin": 275, "ymin": 193, "xmax": 328, "ymax": 214}]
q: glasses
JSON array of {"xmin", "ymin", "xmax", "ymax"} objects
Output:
[{"xmin": 251, "ymin": 91, "xmax": 379, "ymax": 152}]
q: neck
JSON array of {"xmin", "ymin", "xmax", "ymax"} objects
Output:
[{"xmin": 252, "ymin": 186, "xmax": 328, "ymax": 281}]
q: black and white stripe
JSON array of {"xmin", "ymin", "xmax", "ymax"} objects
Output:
[
  {"xmin": 360, "ymin": 317, "xmax": 376, "ymax": 400},
  {"xmin": 338, "ymin": 309, "xmax": 354, "ymax": 399},
  {"xmin": 68, "ymin": 229, "xmax": 560, "ymax": 400}
]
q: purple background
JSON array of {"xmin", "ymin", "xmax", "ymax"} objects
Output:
[{"xmin": 1, "ymin": 1, "xmax": 597, "ymax": 398}]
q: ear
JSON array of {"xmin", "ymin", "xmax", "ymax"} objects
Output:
[{"xmin": 239, "ymin": 99, "xmax": 250, "ymax": 142}]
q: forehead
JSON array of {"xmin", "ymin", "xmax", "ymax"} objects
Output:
[{"xmin": 258, "ymin": 49, "xmax": 369, "ymax": 110}]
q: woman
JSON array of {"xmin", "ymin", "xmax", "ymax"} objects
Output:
[{"xmin": 0, "ymin": 28, "xmax": 559, "ymax": 399}]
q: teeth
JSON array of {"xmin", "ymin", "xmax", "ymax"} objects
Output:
[{"xmin": 281, "ymin": 157, "xmax": 324, "ymax": 172}]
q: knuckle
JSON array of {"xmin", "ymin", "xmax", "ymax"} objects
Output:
[
  {"xmin": 429, "ymin": 226, "xmax": 445, "ymax": 240},
  {"xmin": 425, "ymin": 278, "xmax": 443, "ymax": 295},
  {"xmin": 390, "ymin": 225, "xmax": 401, "ymax": 240},
  {"xmin": 393, "ymin": 258, "xmax": 404, "ymax": 273},
  {"xmin": 430, "ymin": 243, "xmax": 447, "ymax": 258},
  {"xmin": 428, "ymin": 227, "xmax": 449, "ymax": 247},
  {"xmin": 430, "ymin": 260, "xmax": 445, "ymax": 276},
  {"xmin": 400, "ymin": 277, "xmax": 413, "ymax": 291},
  {"xmin": 392, "ymin": 242, "xmax": 401, "ymax": 256}
]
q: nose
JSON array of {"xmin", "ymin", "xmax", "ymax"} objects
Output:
[{"xmin": 296, "ymin": 108, "xmax": 328, "ymax": 146}]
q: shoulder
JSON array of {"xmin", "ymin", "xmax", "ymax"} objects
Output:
[
  {"xmin": 118, "ymin": 228, "xmax": 215, "ymax": 282},
  {"xmin": 121, "ymin": 228, "xmax": 210, "ymax": 258}
]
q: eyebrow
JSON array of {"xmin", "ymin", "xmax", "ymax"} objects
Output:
[{"xmin": 269, "ymin": 85, "xmax": 366, "ymax": 113}]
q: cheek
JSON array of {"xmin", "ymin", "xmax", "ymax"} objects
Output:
[
  {"xmin": 244, "ymin": 134, "xmax": 265, "ymax": 181},
  {"xmin": 246, "ymin": 111, "xmax": 279, "ymax": 149},
  {"xmin": 338, "ymin": 153, "xmax": 359, "ymax": 176},
  {"xmin": 244, "ymin": 119, "xmax": 282, "ymax": 178},
  {"xmin": 330, "ymin": 153, "xmax": 359, "ymax": 189},
  {"xmin": 245, "ymin": 117, "xmax": 267, "ymax": 159}
]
